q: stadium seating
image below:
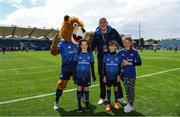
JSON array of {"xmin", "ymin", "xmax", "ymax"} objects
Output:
[
  {"xmin": 156, "ymin": 38, "xmax": 180, "ymax": 49},
  {"xmin": 0, "ymin": 38, "xmax": 51, "ymax": 51}
]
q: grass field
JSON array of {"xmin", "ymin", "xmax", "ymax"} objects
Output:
[{"xmin": 0, "ymin": 50, "xmax": 180, "ymax": 116}]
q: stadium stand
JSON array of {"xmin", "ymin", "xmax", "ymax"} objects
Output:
[
  {"xmin": 0, "ymin": 25, "xmax": 58, "ymax": 51},
  {"xmin": 156, "ymin": 38, "xmax": 180, "ymax": 50}
]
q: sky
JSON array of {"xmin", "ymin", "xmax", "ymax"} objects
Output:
[{"xmin": 0, "ymin": 0, "xmax": 180, "ymax": 40}]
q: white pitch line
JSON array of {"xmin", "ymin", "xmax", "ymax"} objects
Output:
[
  {"xmin": 137, "ymin": 67, "xmax": 180, "ymax": 78},
  {"xmin": 0, "ymin": 65, "xmax": 58, "ymax": 71},
  {"xmin": 0, "ymin": 84, "xmax": 99, "ymax": 105},
  {"xmin": 0, "ymin": 68, "xmax": 180, "ymax": 105}
]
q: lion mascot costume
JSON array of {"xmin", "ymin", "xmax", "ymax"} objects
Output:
[{"xmin": 50, "ymin": 15, "xmax": 86, "ymax": 110}]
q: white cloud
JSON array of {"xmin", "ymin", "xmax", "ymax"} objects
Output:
[
  {"xmin": 1, "ymin": 0, "xmax": 180, "ymax": 39},
  {"xmin": 30, "ymin": 0, "xmax": 38, "ymax": 6},
  {"xmin": 7, "ymin": 0, "xmax": 25, "ymax": 9}
]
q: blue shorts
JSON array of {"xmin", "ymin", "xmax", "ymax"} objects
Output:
[
  {"xmin": 76, "ymin": 77, "xmax": 90, "ymax": 87},
  {"xmin": 60, "ymin": 71, "xmax": 73, "ymax": 80},
  {"xmin": 106, "ymin": 79, "xmax": 118, "ymax": 87},
  {"xmin": 59, "ymin": 63, "xmax": 74, "ymax": 80}
]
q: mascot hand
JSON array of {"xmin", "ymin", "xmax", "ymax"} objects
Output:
[
  {"xmin": 50, "ymin": 44, "xmax": 58, "ymax": 56},
  {"xmin": 50, "ymin": 32, "xmax": 61, "ymax": 56}
]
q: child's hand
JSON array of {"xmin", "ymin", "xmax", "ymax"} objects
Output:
[
  {"xmin": 103, "ymin": 76, "xmax": 107, "ymax": 83},
  {"xmin": 117, "ymin": 75, "xmax": 121, "ymax": 82},
  {"xmin": 122, "ymin": 60, "xmax": 132, "ymax": 66},
  {"xmin": 122, "ymin": 60, "xmax": 129, "ymax": 66}
]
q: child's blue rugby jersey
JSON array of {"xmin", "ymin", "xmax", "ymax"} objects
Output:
[
  {"xmin": 103, "ymin": 52, "xmax": 121, "ymax": 80},
  {"xmin": 119, "ymin": 49, "xmax": 142, "ymax": 78},
  {"xmin": 57, "ymin": 40, "xmax": 78, "ymax": 71},
  {"xmin": 74, "ymin": 52, "xmax": 94, "ymax": 78}
]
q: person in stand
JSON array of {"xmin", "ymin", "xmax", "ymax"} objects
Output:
[
  {"xmin": 175, "ymin": 46, "xmax": 178, "ymax": 53},
  {"xmin": 2, "ymin": 46, "xmax": 6, "ymax": 54}
]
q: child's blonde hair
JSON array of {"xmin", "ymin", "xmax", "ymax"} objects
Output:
[
  {"xmin": 123, "ymin": 36, "xmax": 134, "ymax": 51},
  {"xmin": 123, "ymin": 36, "xmax": 133, "ymax": 43}
]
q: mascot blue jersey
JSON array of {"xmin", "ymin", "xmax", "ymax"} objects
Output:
[{"xmin": 57, "ymin": 40, "xmax": 78, "ymax": 71}]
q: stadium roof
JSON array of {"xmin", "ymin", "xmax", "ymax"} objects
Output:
[{"xmin": 0, "ymin": 25, "xmax": 59, "ymax": 39}]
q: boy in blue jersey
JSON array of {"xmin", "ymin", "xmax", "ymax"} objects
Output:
[
  {"xmin": 53, "ymin": 39, "xmax": 78, "ymax": 110},
  {"xmin": 119, "ymin": 36, "xmax": 142, "ymax": 113},
  {"xmin": 74, "ymin": 39, "xmax": 96, "ymax": 112},
  {"xmin": 103, "ymin": 40, "xmax": 122, "ymax": 111}
]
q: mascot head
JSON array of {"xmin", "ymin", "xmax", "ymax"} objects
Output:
[
  {"xmin": 50, "ymin": 15, "xmax": 87, "ymax": 55},
  {"xmin": 60, "ymin": 15, "xmax": 86, "ymax": 44}
]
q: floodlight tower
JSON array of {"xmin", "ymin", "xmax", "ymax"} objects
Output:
[{"xmin": 138, "ymin": 16, "xmax": 141, "ymax": 49}]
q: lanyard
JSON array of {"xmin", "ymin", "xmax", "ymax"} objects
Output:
[{"xmin": 101, "ymin": 33, "xmax": 107, "ymax": 43}]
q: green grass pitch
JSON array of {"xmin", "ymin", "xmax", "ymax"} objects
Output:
[{"xmin": 0, "ymin": 50, "xmax": 180, "ymax": 116}]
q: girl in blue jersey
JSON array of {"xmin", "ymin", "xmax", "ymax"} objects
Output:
[
  {"xmin": 103, "ymin": 40, "xmax": 122, "ymax": 111},
  {"xmin": 74, "ymin": 39, "xmax": 96, "ymax": 112},
  {"xmin": 119, "ymin": 36, "xmax": 142, "ymax": 113}
]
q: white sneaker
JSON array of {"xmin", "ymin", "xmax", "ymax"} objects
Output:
[
  {"xmin": 53, "ymin": 102, "xmax": 59, "ymax": 110},
  {"xmin": 118, "ymin": 98, "xmax": 127, "ymax": 104},
  {"xmin": 98, "ymin": 98, "xmax": 105, "ymax": 105},
  {"xmin": 124, "ymin": 103, "xmax": 134, "ymax": 113}
]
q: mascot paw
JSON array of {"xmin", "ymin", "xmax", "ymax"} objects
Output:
[{"xmin": 50, "ymin": 45, "xmax": 58, "ymax": 55}]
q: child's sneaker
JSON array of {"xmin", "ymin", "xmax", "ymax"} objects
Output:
[
  {"xmin": 124, "ymin": 103, "xmax": 134, "ymax": 113},
  {"xmin": 85, "ymin": 105, "xmax": 90, "ymax": 112},
  {"xmin": 118, "ymin": 98, "xmax": 127, "ymax": 105},
  {"xmin": 85, "ymin": 101, "xmax": 90, "ymax": 112},
  {"xmin": 77, "ymin": 106, "xmax": 82, "ymax": 112},
  {"xmin": 105, "ymin": 103, "xmax": 111, "ymax": 111},
  {"xmin": 114, "ymin": 101, "xmax": 122, "ymax": 109}
]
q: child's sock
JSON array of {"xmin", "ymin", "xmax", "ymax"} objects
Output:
[
  {"xmin": 77, "ymin": 91, "xmax": 82, "ymax": 100},
  {"xmin": 84, "ymin": 91, "xmax": 89, "ymax": 101},
  {"xmin": 77, "ymin": 91, "xmax": 82, "ymax": 107},
  {"xmin": 84, "ymin": 91, "xmax": 89, "ymax": 110},
  {"xmin": 107, "ymin": 90, "xmax": 111, "ymax": 104},
  {"xmin": 114, "ymin": 91, "xmax": 119, "ymax": 102}
]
